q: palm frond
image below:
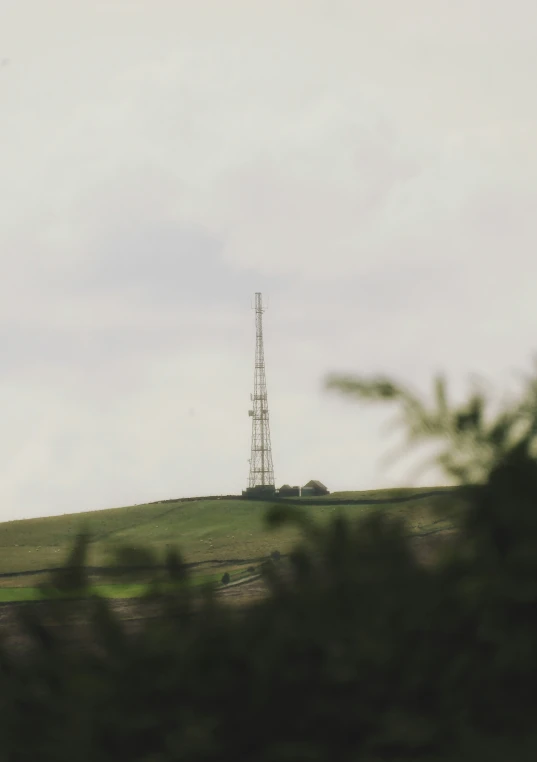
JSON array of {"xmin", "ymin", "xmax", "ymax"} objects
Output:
[
  {"xmin": 324, "ymin": 374, "xmax": 405, "ymax": 401},
  {"xmin": 433, "ymin": 375, "xmax": 449, "ymax": 420}
]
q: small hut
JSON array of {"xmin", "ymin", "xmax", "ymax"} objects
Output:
[
  {"xmin": 302, "ymin": 480, "xmax": 329, "ymax": 496},
  {"xmin": 278, "ymin": 484, "xmax": 301, "ymax": 498}
]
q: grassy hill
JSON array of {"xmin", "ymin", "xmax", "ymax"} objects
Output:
[{"xmin": 0, "ymin": 487, "xmax": 469, "ymax": 602}]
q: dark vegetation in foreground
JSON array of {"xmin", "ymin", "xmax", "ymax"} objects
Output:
[{"xmin": 2, "ymin": 359, "xmax": 537, "ymax": 760}]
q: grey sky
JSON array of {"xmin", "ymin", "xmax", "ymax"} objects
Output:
[{"xmin": 1, "ymin": 0, "xmax": 536, "ymax": 520}]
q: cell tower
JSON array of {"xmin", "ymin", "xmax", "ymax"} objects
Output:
[{"xmin": 246, "ymin": 292, "xmax": 275, "ymax": 493}]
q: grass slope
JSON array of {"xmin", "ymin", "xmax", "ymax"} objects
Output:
[{"xmin": 0, "ymin": 487, "xmax": 468, "ymax": 600}]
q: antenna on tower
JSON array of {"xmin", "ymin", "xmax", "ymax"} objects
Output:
[
  {"xmin": 244, "ymin": 292, "xmax": 275, "ymax": 497},
  {"xmin": 250, "ymin": 293, "xmax": 269, "ymax": 311}
]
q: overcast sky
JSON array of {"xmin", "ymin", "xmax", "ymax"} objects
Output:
[{"xmin": 1, "ymin": 0, "xmax": 536, "ymax": 521}]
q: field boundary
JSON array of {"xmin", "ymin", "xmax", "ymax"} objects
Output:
[
  {"xmin": 276, "ymin": 487, "xmax": 469, "ymax": 506},
  {"xmin": 146, "ymin": 487, "xmax": 468, "ymax": 507},
  {"xmin": 0, "ymin": 556, "xmax": 269, "ymax": 581}
]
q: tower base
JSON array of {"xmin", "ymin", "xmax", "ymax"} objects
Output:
[{"xmin": 242, "ymin": 485, "xmax": 277, "ymax": 500}]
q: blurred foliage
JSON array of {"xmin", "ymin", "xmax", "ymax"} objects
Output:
[
  {"xmin": 1, "ymin": 359, "xmax": 537, "ymax": 759},
  {"xmin": 325, "ymin": 353, "xmax": 537, "ymax": 484}
]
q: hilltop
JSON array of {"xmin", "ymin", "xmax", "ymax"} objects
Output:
[{"xmin": 0, "ymin": 486, "xmax": 469, "ymax": 603}]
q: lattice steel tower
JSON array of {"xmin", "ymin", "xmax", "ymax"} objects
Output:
[{"xmin": 247, "ymin": 293, "xmax": 275, "ymax": 489}]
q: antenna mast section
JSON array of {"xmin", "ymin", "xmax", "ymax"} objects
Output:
[{"xmin": 247, "ymin": 292, "xmax": 275, "ymax": 493}]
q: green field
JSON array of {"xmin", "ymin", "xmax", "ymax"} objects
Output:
[{"xmin": 0, "ymin": 487, "xmax": 468, "ymax": 601}]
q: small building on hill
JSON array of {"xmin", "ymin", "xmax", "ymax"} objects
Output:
[
  {"xmin": 278, "ymin": 484, "xmax": 301, "ymax": 498},
  {"xmin": 302, "ymin": 479, "xmax": 329, "ymax": 497}
]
